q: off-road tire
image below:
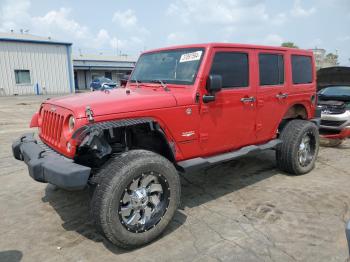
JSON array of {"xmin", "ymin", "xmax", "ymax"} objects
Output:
[
  {"xmin": 276, "ymin": 119, "xmax": 319, "ymax": 175},
  {"xmin": 91, "ymin": 150, "xmax": 181, "ymax": 249}
]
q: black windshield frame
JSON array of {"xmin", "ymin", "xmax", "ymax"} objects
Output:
[{"xmin": 130, "ymin": 48, "xmax": 205, "ymax": 85}]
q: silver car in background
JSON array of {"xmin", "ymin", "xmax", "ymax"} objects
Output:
[{"xmin": 317, "ymin": 67, "xmax": 350, "ymax": 145}]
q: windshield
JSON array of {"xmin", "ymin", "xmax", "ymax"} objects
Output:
[
  {"xmin": 99, "ymin": 77, "xmax": 114, "ymax": 83},
  {"xmin": 130, "ymin": 48, "xmax": 204, "ymax": 85},
  {"xmin": 319, "ymin": 85, "xmax": 350, "ymax": 97}
]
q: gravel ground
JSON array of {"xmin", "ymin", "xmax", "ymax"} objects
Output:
[{"xmin": 0, "ymin": 95, "xmax": 349, "ymax": 262}]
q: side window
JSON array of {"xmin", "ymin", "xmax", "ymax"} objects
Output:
[
  {"xmin": 291, "ymin": 55, "xmax": 312, "ymax": 84},
  {"xmin": 210, "ymin": 52, "xmax": 249, "ymax": 88},
  {"xmin": 14, "ymin": 70, "xmax": 31, "ymax": 85},
  {"xmin": 259, "ymin": 54, "xmax": 284, "ymax": 86}
]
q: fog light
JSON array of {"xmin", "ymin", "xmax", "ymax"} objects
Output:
[{"xmin": 67, "ymin": 142, "xmax": 72, "ymax": 152}]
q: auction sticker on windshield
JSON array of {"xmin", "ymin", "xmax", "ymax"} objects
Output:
[{"xmin": 179, "ymin": 51, "xmax": 202, "ymax": 63}]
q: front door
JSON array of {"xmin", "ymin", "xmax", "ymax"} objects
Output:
[
  {"xmin": 199, "ymin": 48, "xmax": 257, "ymax": 155},
  {"xmin": 255, "ymin": 51, "xmax": 289, "ymax": 143}
]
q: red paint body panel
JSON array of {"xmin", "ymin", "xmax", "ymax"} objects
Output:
[
  {"xmin": 321, "ymin": 128, "xmax": 350, "ymax": 140},
  {"xmin": 30, "ymin": 112, "xmax": 39, "ymax": 128},
  {"xmin": 32, "ymin": 43, "xmax": 316, "ymax": 161}
]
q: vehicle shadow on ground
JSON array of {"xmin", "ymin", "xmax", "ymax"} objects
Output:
[
  {"xmin": 42, "ymin": 149, "xmax": 279, "ymax": 254},
  {"xmin": 180, "ymin": 150, "xmax": 279, "ymax": 209},
  {"xmin": 42, "ymin": 183, "xmax": 187, "ymax": 254}
]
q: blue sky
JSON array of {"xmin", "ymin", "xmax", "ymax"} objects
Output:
[{"xmin": 0, "ymin": 0, "xmax": 349, "ymax": 65}]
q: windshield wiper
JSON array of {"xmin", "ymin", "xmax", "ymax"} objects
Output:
[{"xmin": 150, "ymin": 80, "xmax": 170, "ymax": 92}]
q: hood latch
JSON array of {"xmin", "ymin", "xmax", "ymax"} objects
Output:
[{"xmin": 85, "ymin": 106, "xmax": 94, "ymax": 123}]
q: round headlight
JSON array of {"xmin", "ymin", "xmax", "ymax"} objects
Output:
[{"xmin": 68, "ymin": 116, "xmax": 75, "ymax": 132}]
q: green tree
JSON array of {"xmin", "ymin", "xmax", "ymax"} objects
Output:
[
  {"xmin": 281, "ymin": 42, "xmax": 299, "ymax": 48},
  {"xmin": 325, "ymin": 53, "xmax": 339, "ymax": 65}
]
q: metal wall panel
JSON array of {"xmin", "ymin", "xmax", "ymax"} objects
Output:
[{"xmin": 0, "ymin": 41, "xmax": 72, "ymax": 96}]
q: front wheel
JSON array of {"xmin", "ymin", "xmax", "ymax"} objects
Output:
[
  {"xmin": 276, "ymin": 120, "xmax": 319, "ymax": 175},
  {"xmin": 91, "ymin": 150, "xmax": 181, "ymax": 249}
]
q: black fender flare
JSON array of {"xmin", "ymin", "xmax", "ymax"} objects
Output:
[{"xmin": 72, "ymin": 117, "xmax": 176, "ymax": 162}]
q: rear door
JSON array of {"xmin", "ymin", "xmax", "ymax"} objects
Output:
[
  {"xmin": 199, "ymin": 47, "xmax": 257, "ymax": 155},
  {"xmin": 256, "ymin": 50, "xmax": 289, "ymax": 143}
]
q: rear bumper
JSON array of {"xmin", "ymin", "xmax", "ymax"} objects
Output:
[{"xmin": 12, "ymin": 133, "xmax": 91, "ymax": 190}]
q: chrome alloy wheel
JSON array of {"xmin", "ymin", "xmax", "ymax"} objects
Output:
[
  {"xmin": 298, "ymin": 133, "xmax": 315, "ymax": 167},
  {"xmin": 118, "ymin": 172, "xmax": 170, "ymax": 233}
]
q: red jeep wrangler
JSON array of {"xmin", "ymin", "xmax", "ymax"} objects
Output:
[{"xmin": 12, "ymin": 43, "xmax": 321, "ymax": 248}]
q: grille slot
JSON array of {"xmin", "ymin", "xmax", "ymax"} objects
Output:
[
  {"xmin": 41, "ymin": 109, "xmax": 64, "ymax": 146},
  {"xmin": 320, "ymin": 120, "xmax": 346, "ymax": 127}
]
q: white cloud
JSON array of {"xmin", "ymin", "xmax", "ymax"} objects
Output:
[
  {"xmin": 32, "ymin": 8, "xmax": 89, "ymax": 39},
  {"xmin": 167, "ymin": 0, "xmax": 286, "ymax": 26},
  {"xmin": 112, "ymin": 9, "xmax": 149, "ymax": 37},
  {"xmin": 0, "ymin": 0, "xmax": 31, "ymax": 31},
  {"xmin": 0, "ymin": 0, "xmax": 145, "ymax": 55},
  {"xmin": 337, "ymin": 35, "xmax": 350, "ymax": 42},
  {"xmin": 167, "ymin": 32, "xmax": 187, "ymax": 45},
  {"xmin": 309, "ymin": 38, "xmax": 323, "ymax": 48},
  {"xmin": 262, "ymin": 34, "xmax": 284, "ymax": 46},
  {"xmin": 271, "ymin": 13, "xmax": 287, "ymax": 25},
  {"xmin": 291, "ymin": 0, "xmax": 316, "ymax": 17},
  {"xmin": 110, "ymin": 37, "xmax": 126, "ymax": 51},
  {"xmin": 112, "ymin": 9, "xmax": 138, "ymax": 28}
]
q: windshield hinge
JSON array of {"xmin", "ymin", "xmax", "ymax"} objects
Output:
[{"xmin": 195, "ymin": 92, "xmax": 200, "ymax": 103}]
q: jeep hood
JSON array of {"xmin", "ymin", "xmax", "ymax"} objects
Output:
[
  {"xmin": 317, "ymin": 66, "xmax": 350, "ymax": 91},
  {"xmin": 45, "ymin": 88, "xmax": 177, "ymax": 118}
]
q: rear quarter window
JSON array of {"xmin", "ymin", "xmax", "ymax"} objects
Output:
[{"xmin": 291, "ymin": 55, "xmax": 313, "ymax": 84}]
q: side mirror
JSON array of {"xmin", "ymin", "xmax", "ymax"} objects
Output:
[
  {"xmin": 203, "ymin": 75, "xmax": 222, "ymax": 103},
  {"xmin": 206, "ymin": 75, "xmax": 222, "ymax": 93}
]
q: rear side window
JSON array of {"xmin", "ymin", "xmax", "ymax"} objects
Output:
[
  {"xmin": 210, "ymin": 52, "xmax": 249, "ymax": 88},
  {"xmin": 292, "ymin": 55, "xmax": 312, "ymax": 84},
  {"xmin": 259, "ymin": 54, "xmax": 284, "ymax": 86}
]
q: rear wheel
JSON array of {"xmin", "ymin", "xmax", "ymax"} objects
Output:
[
  {"xmin": 91, "ymin": 150, "xmax": 180, "ymax": 249},
  {"xmin": 276, "ymin": 120, "xmax": 319, "ymax": 175}
]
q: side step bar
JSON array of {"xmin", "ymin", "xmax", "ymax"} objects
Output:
[{"xmin": 177, "ymin": 139, "xmax": 282, "ymax": 172}]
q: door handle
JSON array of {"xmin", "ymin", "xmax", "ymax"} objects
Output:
[
  {"xmin": 240, "ymin": 96, "xmax": 256, "ymax": 103},
  {"xmin": 276, "ymin": 93, "xmax": 288, "ymax": 99}
]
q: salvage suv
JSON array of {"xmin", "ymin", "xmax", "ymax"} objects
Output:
[{"xmin": 12, "ymin": 43, "xmax": 321, "ymax": 248}]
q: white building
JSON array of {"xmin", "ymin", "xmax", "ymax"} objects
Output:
[
  {"xmin": 73, "ymin": 54, "xmax": 136, "ymax": 90},
  {"xmin": 0, "ymin": 33, "xmax": 74, "ymax": 96}
]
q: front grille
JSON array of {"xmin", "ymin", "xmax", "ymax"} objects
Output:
[
  {"xmin": 320, "ymin": 120, "xmax": 346, "ymax": 127},
  {"xmin": 322, "ymin": 106, "xmax": 346, "ymax": 114},
  {"xmin": 319, "ymin": 103, "xmax": 346, "ymax": 115},
  {"xmin": 41, "ymin": 109, "xmax": 64, "ymax": 146}
]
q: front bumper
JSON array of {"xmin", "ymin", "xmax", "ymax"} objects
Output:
[
  {"xmin": 12, "ymin": 134, "xmax": 91, "ymax": 190},
  {"xmin": 321, "ymin": 128, "xmax": 350, "ymax": 139},
  {"xmin": 320, "ymin": 110, "xmax": 350, "ymax": 140}
]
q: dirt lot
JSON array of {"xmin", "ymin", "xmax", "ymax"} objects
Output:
[{"xmin": 1, "ymin": 95, "xmax": 350, "ymax": 262}]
